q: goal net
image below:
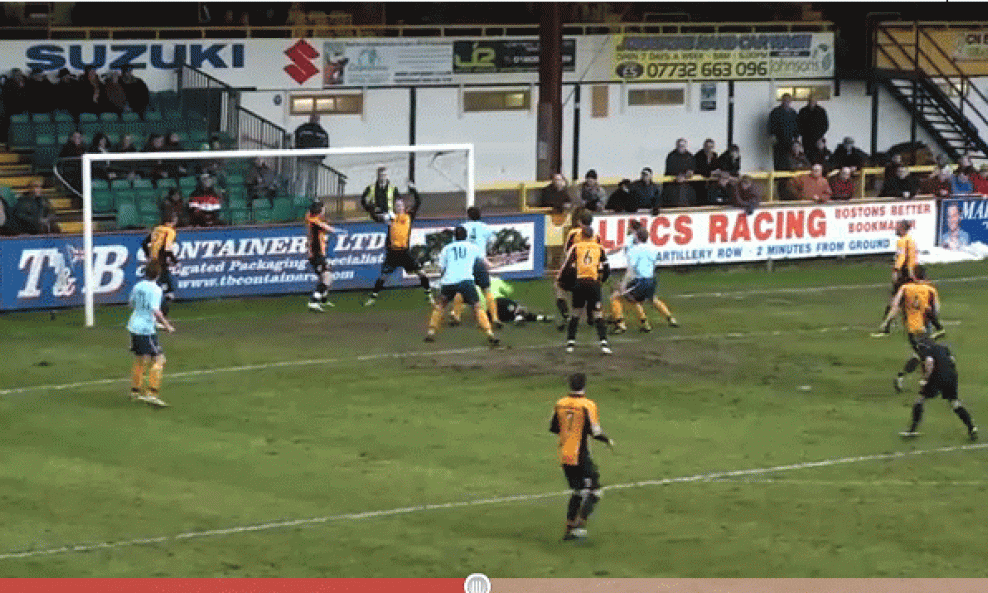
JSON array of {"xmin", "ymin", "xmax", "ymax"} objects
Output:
[{"xmin": 78, "ymin": 143, "xmax": 474, "ymax": 326}]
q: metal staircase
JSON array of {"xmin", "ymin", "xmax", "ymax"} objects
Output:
[{"xmin": 873, "ymin": 24, "xmax": 988, "ymax": 160}]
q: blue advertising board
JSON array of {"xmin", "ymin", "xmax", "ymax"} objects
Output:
[
  {"xmin": 0, "ymin": 214, "xmax": 544, "ymax": 311},
  {"xmin": 938, "ymin": 197, "xmax": 988, "ymax": 251}
]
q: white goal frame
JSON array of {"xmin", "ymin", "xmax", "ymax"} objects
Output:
[{"xmin": 80, "ymin": 143, "xmax": 475, "ymax": 327}]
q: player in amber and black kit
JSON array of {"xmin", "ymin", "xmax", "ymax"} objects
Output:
[
  {"xmin": 142, "ymin": 213, "xmax": 179, "ymax": 317},
  {"xmin": 364, "ymin": 185, "xmax": 433, "ymax": 306},
  {"xmin": 550, "ymin": 372, "xmax": 614, "ymax": 541},
  {"xmin": 305, "ymin": 201, "xmax": 341, "ymax": 312},
  {"xmin": 900, "ymin": 337, "xmax": 978, "ymax": 442},
  {"xmin": 560, "ymin": 225, "xmax": 612, "ymax": 355}
]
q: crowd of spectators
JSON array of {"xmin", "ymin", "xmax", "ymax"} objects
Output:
[{"xmin": 1, "ymin": 66, "xmax": 151, "ymax": 142}]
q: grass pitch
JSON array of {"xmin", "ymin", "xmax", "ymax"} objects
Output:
[{"xmin": 2, "ymin": 259, "xmax": 988, "ymax": 577}]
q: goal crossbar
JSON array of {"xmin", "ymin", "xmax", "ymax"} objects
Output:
[{"xmin": 80, "ymin": 143, "xmax": 474, "ymax": 327}]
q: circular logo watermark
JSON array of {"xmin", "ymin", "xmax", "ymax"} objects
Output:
[{"xmin": 464, "ymin": 573, "xmax": 491, "ymax": 593}]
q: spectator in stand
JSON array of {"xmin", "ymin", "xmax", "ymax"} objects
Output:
[
  {"xmin": 2, "ymin": 68, "xmax": 29, "ymax": 117},
  {"xmin": 25, "ymin": 68, "xmax": 55, "ymax": 115},
  {"xmin": 786, "ymin": 139, "xmax": 812, "ymax": 171},
  {"xmin": 103, "ymin": 70, "xmax": 128, "ymax": 114},
  {"xmin": 59, "ymin": 130, "xmax": 86, "ymax": 159},
  {"xmin": 59, "ymin": 130, "xmax": 87, "ymax": 191},
  {"xmin": 12, "ymin": 179, "xmax": 59, "ymax": 235},
  {"xmin": 293, "ymin": 113, "xmax": 329, "ymax": 200},
  {"xmin": 707, "ymin": 171, "xmax": 734, "ymax": 206},
  {"xmin": 950, "ymin": 167, "xmax": 975, "ymax": 196},
  {"xmin": 158, "ymin": 188, "xmax": 188, "ymax": 228},
  {"xmin": 789, "ymin": 164, "xmax": 832, "ymax": 203},
  {"xmin": 53, "ymin": 68, "xmax": 78, "ymax": 115},
  {"xmin": 247, "ymin": 158, "xmax": 279, "ymax": 205},
  {"xmin": 769, "ymin": 93, "xmax": 799, "ymax": 171},
  {"xmin": 188, "ymin": 174, "xmax": 223, "ymax": 227},
  {"xmin": 0, "ymin": 191, "xmax": 12, "ymax": 235},
  {"xmin": 972, "ymin": 165, "xmax": 988, "ymax": 196},
  {"xmin": 798, "ymin": 97, "xmax": 829, "ymax": 161},
  {"xmin": 604, "ymin": 178, "xmax": 635, "ymax": 213},
  {"xmin": 89, "ymin": 132, "xmax": 114, "ymax": 180},
  {"xmin": 163, "ymin": 131, "xmax": 189, "ymax": 177},
  {"xmin": 120, "ymin": 67, "xmax": 150, "ymax": 118},
  {"xmin": 880, "ymin": 164, "xmax": 919, "ymax": 199},
  {"xmin": 78, "ymin": 66, "xmax": 104, "ymax": 114},
  {"xmin": 693, "ymin": 138, "xmax": 720, "ymax": 205},
  {"xmin": 919, "ymin": 166, "xmax": 952, "ymax": 198},
  {"xmin": 631, "ymin": 167, "xmax": 663, "ymax": 213},
  {"xmin": 663, "ymin": 138, "xmax": 695, "ymax": 207},
  {"xmin": 539, "ymin": 172, "xmax": 572, "ymax": 213},
  {"xmin": 809, "ymin": 137, "xmax": 833, "ymax": 171},
  {"xmin": 881, "ymin": 153, "xmax": 903, "ymax": 192},
  {"xmin": 112, "ymin": 133, "xmax": 139, "ymax": 180},
  {"xmin": 142, "ymin": 133, "xmax": 169, "ymax": 181},
  {"xmin": 831, "ymin": 136, "xmax": 869, "ymax": 172},
  {"xmin": 718, "ymin": 144, "xmax": 741, "ymax": 176},
  {"xmin": 577, "ymin": 169, "xmax": 606, "ymax": 212},
  {"xmin": 733, "ymin": 175, "xmax": 760, "ymax": 215},
  {"xmin": 829, "ymin": 166, "xmax": 856, "ymax": 201}
]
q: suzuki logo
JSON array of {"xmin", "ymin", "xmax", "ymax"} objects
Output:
[{"xmin": 284, "ymin": 39, "xmax": 319, "ymax": 84}]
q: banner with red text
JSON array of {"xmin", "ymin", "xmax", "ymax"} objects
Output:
[{"xmin": 593, "ymin": 200, "xmax": 937, "ymax": 268}]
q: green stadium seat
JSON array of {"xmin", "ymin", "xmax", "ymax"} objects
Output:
[
  {"xmin": 140, "ymin": 212, "xmax": 160, "ymax": 227},
  {"xmin": 113, "ymin": 189, "xmax": 136, "ymax": 209},
  {"xmin": 32, "ymin": 134, "xmax": 58, "ymax": 170},
  {"xmin": 227, "ymin": 208, "xmax": 250, "ymax": 226},
  {"xmin": 92, "ymin": 189, "xmax": 115, "ymax": 214},
  {"xmin": 157, "ymin": 177, "xmax": 178, "ymax": 191},
  {"xmin": 136, "ymin": 194, "xmax": 159, "ymax": 215},
  {"xmin": 116, "ymin": 202, "xmax": 140, "ymax": 229},
  {"xmin": 178, "ymin": 176, "xmax": 197, "ymax": 193},
  {"xmin": 91, "ymin": 179, "xmax": 110, "ymax": 191},
  {"xmin": 30, "ymin": 113, "xmax": 51, "ymax": 123},
  {"xmin": 53, "ymin": 111, "xmax": 75, "ymax": 137},
  {"xmin": 9, "ymin": 114, "xmax": 32, "ymax": 149},
  {"xmin": 271, "ymin": 197, "xmax": 294, "ymax": 222},
  {"xmin": 110, "ymin": 179, "xmax": 131, "ymax": 191},
  {"xmin": 132, "ymin": 178, "xmax": 154, "ymax": 190},
  {"xmin": 0, "ymin": 186, "xmax": 15, "ymax": 208},
  {"xmin": 79, "ymin": 113, "xmax": 99, "ymax": 136},
  {"xmin": 252, "ymin": 201, "xmax": 273, "ymax": 224}
]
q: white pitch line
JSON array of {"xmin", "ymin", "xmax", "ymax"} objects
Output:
[
  {"xmin": 673, "ymin": 274, "xmax": 988, "ymax": 299},
  {"xmin": 0, "ymin": 442, "xmax": 983, "ymax": 562},
  {"xmin": 0, "ymin": 324, "xmax": 879, "ymax": 398}
]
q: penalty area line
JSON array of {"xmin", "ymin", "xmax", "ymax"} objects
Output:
[
  {"xmin": 0, "ymin": 442, "xmax": 984, "ymax": 561},
  {"xmin": 0, "ymin": 324, "xmax": 880, "ymax": 398}
]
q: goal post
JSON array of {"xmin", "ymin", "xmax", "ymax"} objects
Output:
[{"xmin": 80, "ymin": 143, "xmax": 474, "ymax": 327}]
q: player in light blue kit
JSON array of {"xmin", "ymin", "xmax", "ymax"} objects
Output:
[
  {"xmin": 610, "ymin": 228, "xmax": 678, "ymax": 333},
  {"xmin": 127, "ymin": 262, "xmax": 175, "ymax": 408},
  {"xmin": 457, "ymin": 206, "xmax": 502, "ymax": 327},
  {"xmin": 425, "ymin": 226, "xmax": 500, "ymax": 347}
]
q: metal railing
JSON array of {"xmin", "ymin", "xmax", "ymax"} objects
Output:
[
  {"xmin": 508, "ymin": 165, "xmax": 941, "ymax": 213},
  {"xmin": 0, "ymin": 20, "xmax": 835, "ymax": 41}
]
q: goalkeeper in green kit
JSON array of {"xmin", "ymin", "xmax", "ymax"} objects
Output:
[{"xmin": 450, "ymin": 276, "xmax": 554, "ymax": 327}]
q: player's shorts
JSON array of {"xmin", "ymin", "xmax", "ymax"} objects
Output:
[
  {"xmin": 130, "ymin": 333, "xmax": 163, "ymax": 357},
  {"xmin": 921, "ymin": 376, "xmax": 959, "ymax": 401},
  {"xmin": 571, "ymin": 279, "xmax": 603, "ymax": 313},
  {"xmin": 562, "ymin": 457, "xmax": 600, "ymax": 491},
  {"xmin": 623, "ymin": 277, "xmax": 656, "ymax": 303},
  {"xmin": 308, "ymin": 254, "xmax": 328, "ymax": 274},
  {"xmin": 156, "ymin": 266, "xmax": 176, "ymax": 295},
  {"xmin": 440, "ymin": 280, "xmax": 479, "ymax": 306},
  {"xmin": 473, "ymin": 259, "xmax": 490, "ymax": 290},
  {"xmin": 496, "ymin": 297, "xmax": 518, "ymax": 322},
  {"xmin": 381, "ymin": 248, "xmax": 421, "ymax": 275},
  {"xmin": 907, "ymin": 331, "xmax": 929, "ymax": 354},
  {"xmin": 557, "ymin": 267, "xmax": 576, "ymax": 292},
  {"xmin": 892, "ymin": 268, "xmax": 911, "ymax": 293}
]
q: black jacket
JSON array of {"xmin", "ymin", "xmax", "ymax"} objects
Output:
[{"xmin": 294, "ymin": 122, "xmax": 329, "ymax": 149}]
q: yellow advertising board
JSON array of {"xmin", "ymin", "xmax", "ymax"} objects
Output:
[
  {"xmin": 877, "ymin": 26, "xmax": 988, "ymax": 76},
  {"xmin": 612, "ymin": 33, "xmax": 835, "ymax": 81}
]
